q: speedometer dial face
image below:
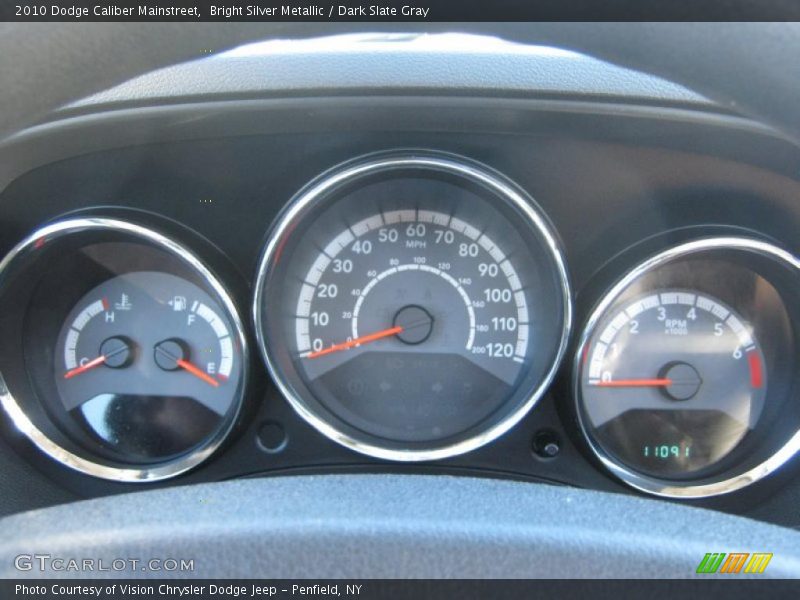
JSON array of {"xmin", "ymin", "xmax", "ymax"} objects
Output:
[
  {"xmin": 255, "ymin": 154, "xmax": 571, "ymax": 460},
  {"xmin": 298, "ymin": 210, "xmax": 531, "ymax": 437}
]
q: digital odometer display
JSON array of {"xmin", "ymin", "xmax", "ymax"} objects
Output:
[{"xmin": 255, "ymin": 154, "xmax": 571, "ymax": 460}]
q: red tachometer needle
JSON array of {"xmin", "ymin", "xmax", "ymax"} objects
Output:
[
  {"xmin": 306, "ymin": 325, "xmax": 404, "ymax": 359},
  {"xmin": 176, "ymin": 358, "xmax": 220, "ymax": 388},
  {"xmin": 63, "ymin": 355, "xmax": 106, "ymax": 379},
  {"xmin": 592, "ymin": 378, "xmax": 673, "ymax": 388}
]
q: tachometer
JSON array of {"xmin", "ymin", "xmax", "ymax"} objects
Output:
[
  {"xmin": 575, "ymin": 237, "xmax": 800, "ymax": 497},
  {"xmin": 255, "ymin": 153, "xmax": 571, "ymax": 460}
]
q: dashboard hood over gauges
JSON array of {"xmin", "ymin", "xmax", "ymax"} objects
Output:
[{"xmin": 2, "ymin": 24, "xmax": 800, "ymax": 143}]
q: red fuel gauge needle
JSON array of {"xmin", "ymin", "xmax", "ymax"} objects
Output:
[
  {"xmin": 63, "ymin": 355, "xmax": 106, "ymax": 379},
  {"xmin": 592, "ymin": 378, "xmax": 672, "ymax": 388},
  {"xmin": 176, "ymin": 358, "xmax": 220, "ymax": 388},
  {"xmin": 307, "ymin": 325, "xmax": 404, "ymax": 359}
]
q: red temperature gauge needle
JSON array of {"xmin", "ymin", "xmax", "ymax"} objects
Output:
[
  {"xmin": 63, "ymin": 355, "xmax": 106, "ymax": 379},
  {"xmin": 176, "ymin": 358, "xmax": 220, "ymax": 388},
  {"xmin": 592, "ymin": 378, "xmax": 672, "ymax": 388},
  {"xmin": 307, "ymin": 325, "xmax": 404, "ymax": 359}
]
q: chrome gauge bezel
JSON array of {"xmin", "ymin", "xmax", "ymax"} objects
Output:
[
  {"xmin": 0, "ymin": 218, "xmax": 249, "ymax": 482},
  {"xmin": 254, "ymin": 153, "xmax": 572, "ymax": 461},
  {"xmin": 574, "ymin": 237, "xmax": 800, "ymax": 498}
]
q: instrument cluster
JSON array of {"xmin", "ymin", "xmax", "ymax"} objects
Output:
[{"xmin": 1, "ymin": 150, "xmax": 799, "ymax": 500}]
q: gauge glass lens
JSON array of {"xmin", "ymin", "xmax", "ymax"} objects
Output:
[
  {"xmin": 256, "ymin": 155, "xmax": 571, "ymax": 458},
  {"xmin": 581, "ymin": 288, "xmax": 766, "ymax": 478}
]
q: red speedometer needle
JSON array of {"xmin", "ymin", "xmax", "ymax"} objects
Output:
[
  {"xmin": 176, "ymin": 358, "xmax": 220, "ymax": 388},
  {"xmin": 307, "ymin": 325, "xmax": 404, "ymax": 359},
  {"xmin": 63, "ymin": 355, "xmax": 106, "ymax": 379},
  {"xmin": 592, "ymin": 378, "xmax": 673, "ymax": 388}
]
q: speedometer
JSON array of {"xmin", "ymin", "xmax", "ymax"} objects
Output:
[{"xmin": 254, "ymin": 152, "xmax": 571, "ymax": 460}]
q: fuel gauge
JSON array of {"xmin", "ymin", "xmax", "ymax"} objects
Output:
[
  {"xmin": 0, "ymin": 218, "xmax": 248, "ymax": 482},
  {"xmin": 55, "ymin": 271, "xmax": 241, "ymax": 464}
]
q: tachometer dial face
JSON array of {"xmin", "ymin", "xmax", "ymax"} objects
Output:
[
  {"xmin": 581, "ymin": 289, "xmax": 767, "ymax": 478},
  {"xmin": 255, "ymin": 154, "xmax": 571, "ymax": 460}
]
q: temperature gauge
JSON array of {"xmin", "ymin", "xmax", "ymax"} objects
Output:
[
  {"xmin": 0, "ymin": 218, "xmax": 248, "ymax": 481},
  {"xmin": 56, "ymin": 271, "xmax": 241, "ymax": 463}
]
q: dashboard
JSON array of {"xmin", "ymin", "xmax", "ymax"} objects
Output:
[{"xmin": 2, "ymin": 34, "xmax": 800, "ymax": 533}]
